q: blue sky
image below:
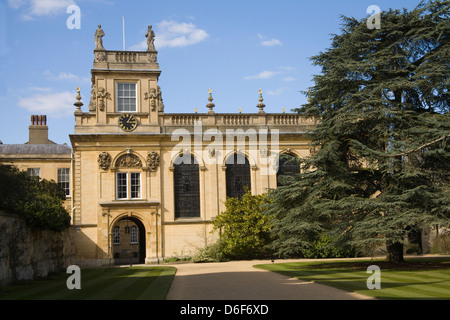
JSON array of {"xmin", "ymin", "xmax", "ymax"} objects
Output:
[{"xmin": 1, "ymin": 0, "xmax": 422, "ymax": 145}]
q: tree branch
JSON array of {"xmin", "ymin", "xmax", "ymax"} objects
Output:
[{"xmin": 384, "ymin": 134, "xmax": 449, "ymax": 158}]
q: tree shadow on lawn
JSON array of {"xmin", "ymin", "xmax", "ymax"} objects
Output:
[
  {"xmin": 0, "ymin": 266, "xmax": 176, "ymax": 300},
  {"xmin": 260, "ymin": 257, "xmax": 450, "ymax": 300},
  {"xmin": 279, "ymin": 257, "xmax": 450, "ymax": 272}
]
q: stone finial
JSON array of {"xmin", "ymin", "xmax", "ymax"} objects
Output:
[
  {"xmin": 95, "ymin": 25, "xmax": 105, "ymax": 51},
  {"xmin": 257, "ymin": 89, "xmax": 265, "ymax": 113},
  {"xmin": 307, "ymin": 88, "xmax": 311, "ymax": 104},
  {"xmin": 206, "ymin": 88, "xmax": 215, "ymax": 114},
  {"xmin": 74, "ymin": 87, "xmax": 83, "ymax": 114}
]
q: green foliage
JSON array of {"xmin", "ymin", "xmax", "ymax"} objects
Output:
[
  {"xmin": 212, "ymin": 190, "xmax": 273, "ymax": 260},
  {"xmin": 267, "ymin": 1, "xmax": 450, "ymax": 262},
  {"xmin": 0, "ymin": 164, "xmax": 70, "ymax": 231},
  {"xmin": 192, "ymin": 241, "xmax": 227, "ymax": 263},
  {"xmin": 303, "ymin": 235, "xmax": 359, "ymax": 259}
]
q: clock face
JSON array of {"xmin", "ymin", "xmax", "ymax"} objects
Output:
[{"xmin": 118, "ymin": 113, "xmax": 138, "ymax": 132}]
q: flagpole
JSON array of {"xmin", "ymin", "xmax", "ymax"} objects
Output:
[{"xmin": 122, "ymin": 16, "xmax": 125, "ymax": 50}]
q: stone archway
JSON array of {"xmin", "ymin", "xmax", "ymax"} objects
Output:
[{"xmin": 112, "ymin": 216, "xmax": 146, "ymax": 265}]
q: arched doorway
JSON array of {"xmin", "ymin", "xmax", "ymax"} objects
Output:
[{"xmin": 112, "ymin": 217, "xmax": 146, "ymax": 265}]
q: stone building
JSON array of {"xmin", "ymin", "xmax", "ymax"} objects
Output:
[
  {"xmin": 1, "ymin": 25, "xmax": 317, "ymax": 267},
  {"xmin": 0, "ymin": 115, "xmax": 72, "ymax": 198},
  {"xmin": 69, "ymin": 25, "xmax": 317, "ymax": 267}
]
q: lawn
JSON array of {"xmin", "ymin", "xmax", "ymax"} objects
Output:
[
  {"xmin": 0, "ymin": 266, "xmax": 176, "ymax": 300},
  {"xmin": 255, "ymin": 257, "xmax": 450, "ymax": 300}
]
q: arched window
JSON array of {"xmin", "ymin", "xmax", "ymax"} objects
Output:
[
  {"xmin": 277, "ymin": 153, "xmax": 300, "ymax": 187},
  {"xmin": 226, "ymin": 153, "xmax": 251, "ymax": 199},
  {"xmin": 174, "ymin": 154, "xmax": 200, "ymax": 218}
]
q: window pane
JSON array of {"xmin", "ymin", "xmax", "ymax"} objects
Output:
[
  {"xmin": 130, "ymin": 225, "xmax": 138, "ymax": 244},
  {"xmin": 174, "ymin": 155, "xmax": 200, "ymax": 218},
  {"xmin": 27, "ymin": 168, "xmax": 40, "ymax": 178},
  {"xmin": 113, "ymin": 226, "xmax": 120, "ymax": 244},
  {"xmin": 130, "ymin": 173, "xmax": 141, "ymax": 199},
  {"xmin": 226, "ymin": 153, "xmax": 250, "ymax": 199},
  {"xmin": 116, "ymin": 173, "xmax": 128, "ymax": 199},
  {"xmin": 117, "ymin": 83, "xmax": 137, "ymax": 112},
  {"xmin": 57, "ymin": 168, "xmax": 70, "ymax": 196}
]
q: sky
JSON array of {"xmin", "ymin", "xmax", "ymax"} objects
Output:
[{"xmin": 0, "ymin": 0, "xmax": 423, "ymax": 145}]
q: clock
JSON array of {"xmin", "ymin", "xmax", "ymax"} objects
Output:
[{"xmin": 118, "ymin": 113, "xmax": 138, "ymax": 132}]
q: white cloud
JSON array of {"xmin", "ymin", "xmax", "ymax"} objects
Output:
[
  {"xmin": 244, "ymin": 70, "xmax": 280, "ymax": 80},
  {"xmin": 8, "ymin": 0, "xmax": 28, "ymax": 9},
  {"xmin": 279, "ymin": 66, "xmax": 296, "ymax": 71},
  {"xmin": 267, "ymin": 88, "xmax": 289, "ymax": 96},
  {"xmin": 261, "ymin": 39, "xmax": 282, "ymax": 47},
  {"xmin": 9, "ymin": 0, "xmax": 75, "ymax": 20},
  {"xmin": 283, "ymin": 77, "xmax": 296, "ymax": 82},
  {"xmin": 244, "ymin": 66, "xmax": 296, "ymax": 80},
  {"xmin": 17, "ymin": 89, "xmax": 75, "ymax": 117},
  {"xmin": 257, "ymin": 33, "xmax": 282, "ymax": 47},
  {"xmin": 44, "ymin": 70, "xmax": 90, "ymax": 83},
  {"xmin": 129, "ymin": 20, "xmax": 209, "ymax": 50}
]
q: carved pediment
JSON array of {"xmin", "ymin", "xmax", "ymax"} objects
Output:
[{"xmin": 115, "ymin": 153, "xmax": 142, "ymax": 168}]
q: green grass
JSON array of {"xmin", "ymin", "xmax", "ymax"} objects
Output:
[
  {"xmin": 255, "ymin": 257, "xmax": 450, "ymax": 300},
  {"xmin": 0, "ymin": 266, "xmax": 176, "ymax": 300}
]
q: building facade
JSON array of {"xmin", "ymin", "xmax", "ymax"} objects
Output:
[
  {"xmin": 0, "ymin": 25, "xmax": 317, "ymax": 267},
  {"xmin": 0, "ymin": 115, "xmax": 72, "ymax": 202},
  {"xmin": 68, "ymin": 25, "xmax": 316, "ymax": 266}
]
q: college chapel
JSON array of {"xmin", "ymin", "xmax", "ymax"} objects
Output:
[{"xmin": 1, "ymin": 25, "xmax": 317, "ymax": 267}]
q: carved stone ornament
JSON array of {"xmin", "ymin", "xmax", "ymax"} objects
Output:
[
  {"xmin": 144, "ymin": 86, "xmax": 164, "ymax": 112},
  {"xmin": 98, "ymin": 152, "xmax": 112, "ymax": 170},
  {"xmin": 259, "ymin": 148, "xmax": 270, "ymax": 158},
  {"xmin": 96, "ymin": 87, "xmax": 111, "ymax": 111},
  {"xmin": 144, "ymin": 88, "xmax": 158, "ymax": 111},
  {"xmin": 95, "ymin": 51, "xmax": 107, "ymax": 62},
  {"xmin": 89, "ymin": 84, "xmax": 97, "ymax": 112},
  {"xmin": 147, "ymin": 151, "xmax": 160, "ymax": 171},
  {"xmin": 116, "ymin": 153, "xmax": 142, "ymax": 168},
  {"xmin": 148, "ymin": 52, "xmax": 157, "ymax": 63}
]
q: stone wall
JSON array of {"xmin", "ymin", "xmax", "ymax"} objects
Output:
[{"xmin": 0, "ymin": 212, "xmax": 78, "ymax": 288}]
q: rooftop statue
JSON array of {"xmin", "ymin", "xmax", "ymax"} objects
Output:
[
  {"xmin": 145, "ymin": 25, "xmax": 156, "ymax": 51},
  {"xmin": 95, "ymin": 25, "xmax": 105, "ymax": 50}
]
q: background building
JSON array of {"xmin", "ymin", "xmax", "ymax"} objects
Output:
[{"xmin": 0, "ymin": 115, "xmax": 72, "ymax": 203}]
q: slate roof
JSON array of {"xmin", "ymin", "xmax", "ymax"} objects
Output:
[{"xmin": 0, "ymin": 144, "xmax": 71, "ymax": 155}]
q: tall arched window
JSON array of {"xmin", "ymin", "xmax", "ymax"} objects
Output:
[
  {"xmin": 277, "ymin": 153, "xmax": 300, "ymax": 187},
  {"xmin": 174, "ymin": 154, "xmax": 200, "ymax": 218},
  {"xmin": 226, "ymin": 153, "xmax": 251, "ymax": 199}
]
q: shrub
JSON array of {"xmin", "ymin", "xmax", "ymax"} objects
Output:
[
  {"xmin": 0, "ymin": 164, "xmax": 70, "ymax": 231},
  {"xmin": 212, "ymin": 190, "xmax": 274, "ymax": 260},
  {"xmin": 192, "ymin": 241, "xmax": 227, "ymax": 263}
]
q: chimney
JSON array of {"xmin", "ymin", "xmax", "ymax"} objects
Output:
[{"xmin": 29, "ymin": 115, "xmax": 49, "ymax": 144}]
